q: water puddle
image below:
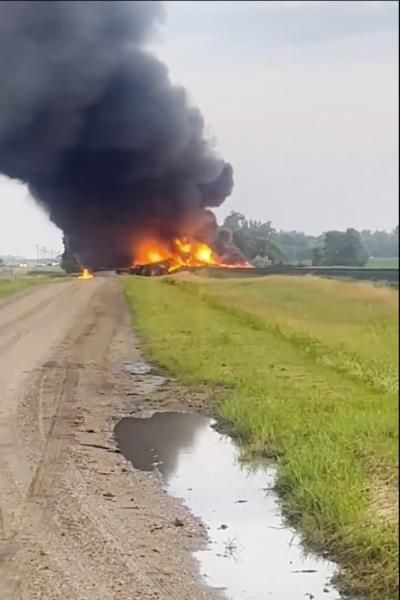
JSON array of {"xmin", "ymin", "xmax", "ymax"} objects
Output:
[
  {"xmin": 121, "ymin": 360, "xmax": 153, "ymax": 376},
  {"xmin": 115, "ymin": 412, "xmax": 343, "ymax": 600}
]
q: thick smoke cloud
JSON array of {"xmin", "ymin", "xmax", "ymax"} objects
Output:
[{"xmin": 0, "ymin": 1, "xmax": 233, "ymax": 268}]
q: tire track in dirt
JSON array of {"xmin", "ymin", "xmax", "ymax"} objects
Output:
[
  {"xmin": 0, "ymin": 277, "xmax": 219, "ymax": 600},
  {"xmin": 0, "ymin": 286, "xmax": 99, "ymax": 598}
]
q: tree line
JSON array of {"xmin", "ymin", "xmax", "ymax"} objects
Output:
[
  {"xmin": 60, "ymin": 215, "xmax": 398, "ymax": 271},
  {"xmin": 222, "ymin": 212, "xmax": 398, "ymax": 267}
]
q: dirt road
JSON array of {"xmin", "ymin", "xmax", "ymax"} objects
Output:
[{"xmin": 0, "ymin": 277, "xmax": 217, "ymax": 600}]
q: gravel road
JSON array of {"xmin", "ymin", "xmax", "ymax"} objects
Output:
[{"xmin": 0, "ymin": 277, "xmax": 219, "ymax": 600}]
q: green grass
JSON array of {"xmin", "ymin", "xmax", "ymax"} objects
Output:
[
  {"xmin": 123, "ymin": 274, "xmax": 398, "ymax": 599},
  {"xmin": 0, "ymin": 274, "xmax": 66, "ymax": 299},
  {"xmin": 366, "ymin": 257, "xmax": 399, "ymax": 269}
]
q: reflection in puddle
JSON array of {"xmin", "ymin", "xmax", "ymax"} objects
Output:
[{"xmin": 115, "ymin": 412, "xmax": 342, "ymax": 600}]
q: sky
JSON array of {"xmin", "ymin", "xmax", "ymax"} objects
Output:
[{"xmin": 0, "ymin": 0, "xmax": 398, "ymax": 257}]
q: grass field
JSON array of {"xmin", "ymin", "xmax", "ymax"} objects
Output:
[
  {"xmin": 366, "ymin": 257, "xmax": 399, "ymax": 269},
  {"xmin": 123, "ymin": 274, "xmax": 398, "ymax": 599},
  {"xmin": 0, "ymin": 273, "xmax": 66, "ymax": 299}
]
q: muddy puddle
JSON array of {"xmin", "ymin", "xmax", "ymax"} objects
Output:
[{"xmin": 115, "ymin": 411, "xmax": 343, "ymax": 600}]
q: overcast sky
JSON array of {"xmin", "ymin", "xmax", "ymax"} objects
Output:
[{"xmin": 1, "ymin": 0, "xmax": 398, "ymax": 257}]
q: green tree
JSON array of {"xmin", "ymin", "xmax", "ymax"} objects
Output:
[
  {"xmin": 360, "ymin": 228, "xmax": 399, "ymax": 257},
  {"xmin": 313, "ymin": 229, "xmax": 368, "ymax": 267},
  {"xmin": 223, "ymin": 211, "xmax": 246, "ymax": 233},
  {"xmin": 222, "ymin": 212, "xmax": 282, "ymax": 264},
  {"xmin": 312, "ymin": 246, "xmax": 325, "ymax": 266},
  {"xmin": 222, "ymin": 211, "xmax": 396, "ymax": 267},
  {"xmin": 233, "ymin": 229, "xmax": 283, "ymax": 263},
  {"xmin": 271, "ymin": 230, "xmax": 316, "ymax": 263},
  {"xmin": 342, "ymin": 228, "xmax": 369, "ymax": 266}
]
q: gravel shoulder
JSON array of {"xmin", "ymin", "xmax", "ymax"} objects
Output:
[{"xmin": 0, "ymin": 276, "xmax": 219, "ymax": 600}]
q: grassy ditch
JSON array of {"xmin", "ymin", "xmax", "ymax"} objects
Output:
[{"xmin": 123, "ymin": 274, "xmax": 398, "ymax": 599}]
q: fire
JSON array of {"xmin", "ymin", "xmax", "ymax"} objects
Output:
[
  {"xmin": 134, "ymin": 240, "xmax": 171, "ymax": 266},
  {"xmin": 133, "ymin": 237, "xmax": 252, "ymax": 273},
  {"xmin": 78, "ymin": 268, "xmax": 94, "ymax": 279},
  {"xmin": 195, "ymin": 244, "xmax": 212, "ymax": 263}
]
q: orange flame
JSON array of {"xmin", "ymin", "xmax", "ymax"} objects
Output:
[
  {"xmin": 133, "ymin": 237, "xmax": 252, "ymax": 272},
  {"xmin": 78, "ymin": 268, "xmax": 94, "ymax": 279}
]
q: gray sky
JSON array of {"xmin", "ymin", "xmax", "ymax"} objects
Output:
[{"xmin": 1, "ymin": 0, "xmax": 398, "ymax": 257}]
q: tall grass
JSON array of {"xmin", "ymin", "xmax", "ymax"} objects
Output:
[{"xmin": 123, "ymin": 274, "xmax": 398, "ymax": 599}]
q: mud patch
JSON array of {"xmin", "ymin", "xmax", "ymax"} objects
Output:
[{"xmin": 115, "ymin": 411, "xmax": 343, "ymax": 600}]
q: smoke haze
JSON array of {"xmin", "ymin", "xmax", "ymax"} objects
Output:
[{"xmin": 0, "ymin": 1, "xmax": 233, "ymax": 268}]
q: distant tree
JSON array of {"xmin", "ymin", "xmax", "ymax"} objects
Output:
[
  {"xmin": 223, "ymin": 212, "xmax": 283, "ymax": 264},
  {"xmin": 313, "ymin": 229, "xmax": 368, "ymax": 267},
  {"xmin": 271, "ymin": 230, "xmax": 317, "ymax": 263},
  {"xmin": 360, "ymin": 227, "xmax": 399, "ymax": 258},
  {"xmin": 61, "ymin": 237, "xmax": 80, "ymax": 273},
  {"xmin": 311, "ymin": 246, "xmax": 325, "ymax": 266},
  {"xmin": 222, "ymin": 211, "xmax": 397, "ymax": 266},
  {"xmin": 342, "ymin": 228, "xmax": 369, "ymax": 266},
  {"xmin": 234, "ymin": 229, "xmax": 283, "ymax": 263},
  {"xmin": 223, "ymin": 211, "xmax": 246, "ymax": 233},
  {"xmin": 324, "ymin": 231, "xmax": 347, "ymax": 265}
]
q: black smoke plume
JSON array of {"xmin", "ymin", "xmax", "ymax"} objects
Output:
[{"xmin": 0, "ymin": 1, "xmax": 234, "ymax": 268}]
